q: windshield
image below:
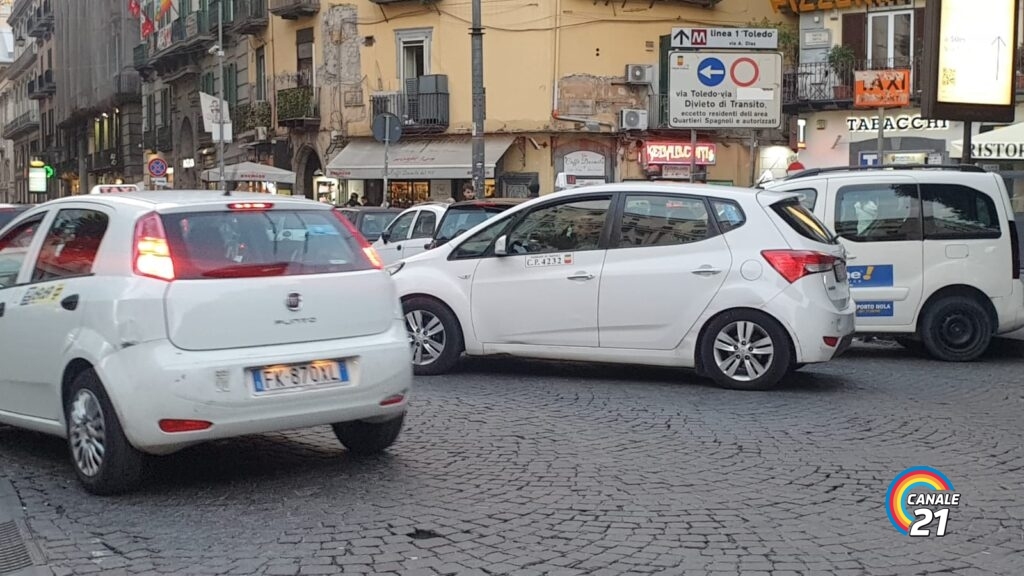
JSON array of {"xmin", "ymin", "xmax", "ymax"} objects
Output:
[{"xmin": 434, "ymin": 206, "xmax": 508, "ymax": 244}]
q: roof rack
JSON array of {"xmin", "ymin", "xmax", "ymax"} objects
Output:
[{"xmin": 784, "ymin": 164, "xmax": 987, "ymax": 181}]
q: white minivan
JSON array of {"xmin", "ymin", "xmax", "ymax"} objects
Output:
[{"xmin": 765, "ymin": 165, "xmax": 1024, "ymax": 361}]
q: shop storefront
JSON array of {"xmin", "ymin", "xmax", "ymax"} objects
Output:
[
  {"xmin": 639, "ymin": 140, "xmax": 717, "ymax": 182},
  {"xmin": 553, "ymin": 138, "xmax": 615, "ymax": 191},
  {"xmin": 796, "ymin": 109, "xmax": 962, "ymax": 169},
  {"xmin": 326, "ymin": 136, "xmax": 516, "ymax": 208}
]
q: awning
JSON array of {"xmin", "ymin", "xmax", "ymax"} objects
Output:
[
  {"xmin": 201, "ymin": 161, "xmax": 296, "ymax": 184},
  {"xmin": 950, "ymin": 122, "xmax": 1024, "ymax": 160},
  {"xmin": 326, "ymin": 136, "xmax": 517, "ymax": 180}
]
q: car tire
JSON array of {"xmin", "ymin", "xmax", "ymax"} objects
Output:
[
  {"xmin": 65, "ymin": 369, "xmax": 146, "ymax": 495},
  {"xmin": 699, "ymin": 310, "xmax": 793, "ymax": 391},
  {"xmin": 403, "ymin": 296, "xmax": 464, "ymax": 376},
  {"xmin": 919, "ymin": 296, "xmax": 992, "ymax": 362},
  {"xmin": 332, "ymin": 413, "xmax": 405, "ymax": 455}
]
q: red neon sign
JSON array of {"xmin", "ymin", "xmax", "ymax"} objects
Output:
[{"xmin": 642, "ymin": 142, "xmax": 717, "ymax": 166}]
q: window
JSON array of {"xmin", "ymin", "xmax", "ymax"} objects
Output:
[
  {"xmin": 772, "ymin": 198, "xmax": 836, "ymax": 245},
  {"xmin": 507, "ymin": 197, "xmax": 611, "ymax": 255},
  {"xmin": 297, "ymin": 28, "xmax": 314, "ymax": 87},
  {"xmin": 434, "ymin": 204, "xmax": 510, "ymax": 246},
  {"xmin": 411, "ymin": 211, "xmax": 436, "ymax": 239},
  {"xmin": 617, "ymin": 195, "xmax": 711, "ymax": 248},
  {"xmin": 711, "ymin": 200, "xmax": 745, "ymax": 233},
  {"xmin": 782, "ymin": 188, "xmax": 818, "ymax": 211},
  {"xmin": 921, "ymin": 184, "xmax": 1001, "ymax": 240},
  {"xmin": 159, "ymin": 88, "xmax": 170, "ymax": 128},
  {"xmin": 868, "ymin": 10, "xmax": 913, "ymax": 68},
  {"xmin": 255, "ymin": 47, "xmax": 266, "ymax": 101},
  {"xmin": 225, "ymin": 63, "xmax": 238, "ymax": 108},
  {"xmin": 835, "ymin": 183, "xmax": 920, "ymax": 242},
  {"xmin": 161, "ymin": 210, "xmax": 373, "ymax": 279},
  {"xmin": 450, "ymin": 217, "xmax": 512, "ymax": 260},
  {"xmin": 32, "ymin": 210, "xmax": 110, "ymax": 282},
  {"xmin": 385, "ymin": 211, "xmax": 416, "ymax": 241},
  {"xmin": 145, "ymin": 93, "xmax": 155, "ymax": 132},
  {"xmin": 396, "ymin": 29, "xmax": 432, "ymax": 84},
  {"xmin": 0, "ymin": 215, "xmax": 44, "ymax": 288}
]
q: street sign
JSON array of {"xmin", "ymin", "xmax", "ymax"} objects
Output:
[
  {"xmin": 670, "ymin": 27, "xmax": 778, "ymax": 50},
  {"xmin": 372, "ymin": 112, "xmax": 402, "ymax": 144},
  {"xmin": 854, "ymin": 69, "xmax": 911, "ymax": 109},
  {"xmin": 28, "ymin": 167, "xmax": 46, "ymax": 193},
  {"xmin": 668, "ymin": 51, "xmax": 782, "ymax": 129},
  {"xmin": 148, "ymin": 157, "xmax": 168, "ymax": 178}
]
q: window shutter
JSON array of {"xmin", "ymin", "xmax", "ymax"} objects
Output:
[
  {"xmin": 842, "ymin": 13, "xmax": 867, "ymax": 63},
  {"xmin": 913, "ymin": 8, "xmax": 924, "ymax": 64}
]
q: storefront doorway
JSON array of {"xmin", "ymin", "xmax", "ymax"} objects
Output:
[{"xmin": 389, "ymin": 180, "xmax": 431, "ymax": 208}]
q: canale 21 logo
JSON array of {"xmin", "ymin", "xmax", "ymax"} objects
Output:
[{"xmin": 886, "ymin": 467, "xmax": 960, "ymax": 537}]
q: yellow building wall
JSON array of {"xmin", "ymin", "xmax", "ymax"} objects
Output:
[{"xmin": 281, "ymin": 0, "xmax": 792, "ymax": 137}]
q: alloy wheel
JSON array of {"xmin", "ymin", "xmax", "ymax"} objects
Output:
[
  {"xmin": 69, "ymin": 389, "xmax": 107, "ymax": 477},
  {"xmin": 712, "ymin": 321, "xmax": 775, "ymax": 382},
  {"xmin": 406, "ymin": 309, "xmax": 446, "ymax": 366}
]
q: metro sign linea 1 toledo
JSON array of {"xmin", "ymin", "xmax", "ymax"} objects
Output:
[
  {"xmin": 671, "ymin": 27, "xmax": 779, "ymax": 50},
  {"xmin": 668, "ymin": 51, "xmax": 782, "ymax": 129}
]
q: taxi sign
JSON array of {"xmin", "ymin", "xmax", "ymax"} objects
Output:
[{"xmin": 90, "ymin": 184, "xmax": 141, "ymax": 194}]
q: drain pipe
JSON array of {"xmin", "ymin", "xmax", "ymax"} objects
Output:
[{"xmin": 550, "ymin": 0, "xmax": 561, "ymax": 124}]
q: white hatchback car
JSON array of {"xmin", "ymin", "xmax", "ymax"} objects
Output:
[
  {"xmin": 0, "ymin": 192, "xmax": 411, "ymax": 494},
  {"xmin": 371, "ymin": 202, "xmax": 448, "ymax": 265},
  {"xmin": 388, "ymin": 183, "xmax": 856, "ymax": 390}
]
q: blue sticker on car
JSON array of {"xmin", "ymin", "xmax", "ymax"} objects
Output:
[
  {"xmin": 847, "ymin": 265, "xmax": 894, "ymax": 288},
  {"xmin": 856, "ymin": 301, "xmax": 894, "ymax": 317}
]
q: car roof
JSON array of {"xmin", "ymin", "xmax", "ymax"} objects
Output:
[
  {"xmin": 41, "ymin": 191, "xmax": 328, "ymax": 211},
  {"xmin": 447, "ymin": 198, "xmax": 528, "ymax": 209},
  {"xmin": 339, "ymin": 206, "xmax": 401, "ymax": 212},
  {"xmin": 538, "ymin": 181, "xmax": 795, "ymax": 204}
]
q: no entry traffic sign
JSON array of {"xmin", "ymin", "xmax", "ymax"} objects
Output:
[{"xmin": 668, "ymin": 51, "xmax": 782, "ymax": 130}]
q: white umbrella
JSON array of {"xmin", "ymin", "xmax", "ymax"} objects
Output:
[{"xmin": 201, "ymin": 161, "xmax": 296, "ymax": 184}]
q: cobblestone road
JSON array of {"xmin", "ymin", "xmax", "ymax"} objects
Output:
[{"xmin": 1, "ymin": 341, "xmax": 1023, "ymax": 576}]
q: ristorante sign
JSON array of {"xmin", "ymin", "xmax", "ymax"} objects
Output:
[
  {"xmin": 770, "ymin": 0, "xmax": 911, "ymax": 13},
  {"xmin": 971, "ymin": 142, "xmax": 1024, "ymax": 160},
  {"xmin": 642, "ymin": 142, "xmax": 718, "ymax": 165}
]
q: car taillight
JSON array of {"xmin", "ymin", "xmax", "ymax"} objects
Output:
[
  {"xmin": 133, "ymin": 212, "xmax": 175, "ymax": 281},
  {"xmin": 1010, "ymin": 220, "xmax": 1021, "ymax": 280},
  {"xmin": 761, "ymin": 250, "xmax": 837, "ymax": 283},
  {"xmin": 228, "ymin": 202, "xmax": 273, "ymax": 210},
  {"xmin": 332, "ymin": 209, "xmax": 383, "ymax": 270}
]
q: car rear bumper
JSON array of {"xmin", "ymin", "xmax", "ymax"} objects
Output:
[
  {"xmin": 765, "ymin": 279, "xmax": 857, "ymax": 364},
  {"xmin": 96, "ymin": 320, "xmax": 413, "ymax": 455},
  {"xmin": 993, "ymin": 279, "xmax": 1024, "ymax": 334}
]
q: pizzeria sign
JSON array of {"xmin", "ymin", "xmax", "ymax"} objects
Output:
[{"xmin": 642, "ymin": 142, "xmax": 717, "ymax": 166}]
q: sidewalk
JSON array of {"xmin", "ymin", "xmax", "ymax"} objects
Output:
[{"xmin": 0, "ymin": 479, "xmax": 51, "ymax": 576}]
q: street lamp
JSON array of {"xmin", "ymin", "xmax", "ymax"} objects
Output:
[{"xmin": 15, "ymin": 36, "xmax": 25, "ymax": 48}]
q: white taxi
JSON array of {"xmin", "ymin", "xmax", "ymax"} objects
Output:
[{"xmin": 0, "ymin": 189, "xmax": 412, "ymax": 494}]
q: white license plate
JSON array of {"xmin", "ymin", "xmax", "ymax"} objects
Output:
[{"xmin": 251, "ymin": 360, "xmax": 348, "ymax": 393}]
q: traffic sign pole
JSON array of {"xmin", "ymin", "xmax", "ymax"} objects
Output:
[
  {"xmin": 383, "ymin": 114, "xmax": 391, "ymax": 207},
  {"xmin": 877, "ymin": 106, "xmax": 885, "ymax": 167},
  {"xmin": 689, "ymin": 130, "xmax": 697, "ymax": 183}
]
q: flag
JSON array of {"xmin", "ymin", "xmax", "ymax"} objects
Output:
[
  {"xmin": 141, "ymin": 14, "xmax": 155, "ymax": 38},
  {"xmin": 157, "ymin": 0, "xmax": 174, "ymax": 20},
  {"xmin": 128, "ymin": 0, "xmax": 141, "ymax": 18}
]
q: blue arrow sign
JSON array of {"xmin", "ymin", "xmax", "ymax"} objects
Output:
[{"xmin": 698, "ymin": 57, "xmax": 726, "ymax": 87}]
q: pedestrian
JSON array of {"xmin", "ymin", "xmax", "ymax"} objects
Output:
[
  {"xmin": 462, "ymin": 182, "xmax": 476, "ymax": 201},
  {"xmin": 528, "ymin": 182, "xmax": 540, "ymax": 198},
  {"xmin": 345, "ymin": 193, "xmax": 360, "ymax": 207}
]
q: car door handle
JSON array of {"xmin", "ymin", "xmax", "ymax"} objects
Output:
[
  {"xmin": 61, "ymin": 295, "xmax": 79, "ymax": 311},
  {"xmin": 0, "ymin": 302, "xmax": 4, "ymax": 318},
  {"xmin": 395, "ymin": 244, "xmax": 403, "ymax": 250},
  {"xmin": 691, "ymin": 267, "xmax": 723, "ymax": 276},
  {"xmin": 567, "ymin": 272, "xmax": 596, "ymax": 281}
]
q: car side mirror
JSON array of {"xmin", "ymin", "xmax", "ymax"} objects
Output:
[
  {"xmin": 380, "ymin": 230, "xmax": 391, "ymax": 244},
  {"xmin": 424, "ymin": 242, "xmax": 433, "ymax": 250},
  {"xmin": 494, "ymin": 235, "xmax": 509, "ymax": 256}
]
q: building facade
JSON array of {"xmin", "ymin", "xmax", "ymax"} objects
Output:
[
  {"xmin": 0, "ymin": 1, "xmax": 15, "ymax": 203},
  {"xmin": 54, "ymin": 0, "xmax": 144, "ymax": 194},
  {"xmin": 133, "ymin": 0, "xmax": 265, "ymax": 191},
  {"xmin": 257, "ymin": 0, "xmax": 793, "ymax": 206},
  {"xmin": 3, "ymin": 0, "xmax": 42, "ymax": 203}
]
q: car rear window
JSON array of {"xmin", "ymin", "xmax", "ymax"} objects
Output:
[
  {"xmin": 771, "ymin": 198, "xmax": 837, "ymax": 244},
  {"xmin": 359, "ymin": 211, "xmax": 399, "ymax": 238},
  {"xmin": 0, "ymin": 207, "xmax": 29, "ymax": 229},
  {"xmin": 161, "ymin": 209, "xmax": 374, "ymax": 279},
  {"xmin": 435, "ymin": 206, "xmax": 508, "ymax": 243}
]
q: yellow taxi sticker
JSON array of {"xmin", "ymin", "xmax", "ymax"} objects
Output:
[{"xmin": 20, "ymin": 284, "xmax": 65, "ymax": 306}]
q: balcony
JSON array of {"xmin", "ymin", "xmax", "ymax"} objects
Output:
[
  {"xmin": 114, "ymin": 71, "xmax": 143, "ymax": 100},
  {"xmin": 783, "ymin": 57, "xmax": 922, "ymax": 112},
  {"xmin": 143, "ymin": 129, "xmax": 157, "ymax": 151},
  {"xmin": 7, "ymin": 46, "xmax": 37, "ymax": 80},
  {"xmin": 276, "ymin": 86, "xmax": 320, "ymax": 129},
  {"xmin": 232, "ymin": 0, "xmax": 268, "ymax": 34},
  {"xmin": 89, "ymin": 150, "xmax": 121, "ymax": 173},
  {"xmin": 133, "ymin": 42, "xmax": 151, "ymax": 71},
  {"xmin": 39, "ymin": 69, "xmax": 55, "ymax": 94},
  {"xmin": 181, "ymin": 10, "xmax": 216, "ymax": 49},
  {"xmin": 2, "ymin": 109, "xmax": 41, "ymax": 140},
  {"xmin": 28, "ymin": 79, "xmax": 43, "ymax": 100},
  {"xmin": 157, "ymin": 125, "xmax": 173, "ymax": 152},
  {"xmin": 28, "ymin": 3, "xmax": 55, "ymax": 38},
  {"xmin": 235, "ymin": 100, "xmax": 272, "ymax": 133},
  {"xmin": 371, "ymin": 92, "xmax": 450, "ymax": 135},
  {"xmin": 269, "ymin": 0, "xmax": 319, "ymax": 20}
]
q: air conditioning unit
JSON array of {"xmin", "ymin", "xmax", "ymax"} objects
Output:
[
  {"xmin": 625, "ymin": 64, "xmax": 654, "ymax": 85},
  {"xmin": 255, "ymin": 126, "xmax": 268, "ymax": 140},
  {"xmin": 619, "ymin": 109, "xmax": 649, "ymax": 131}
]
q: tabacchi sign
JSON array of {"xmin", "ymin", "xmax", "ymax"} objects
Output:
[{"xmin": 642, "ymin": 142, "xmax": 717, "ymax": 165}]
